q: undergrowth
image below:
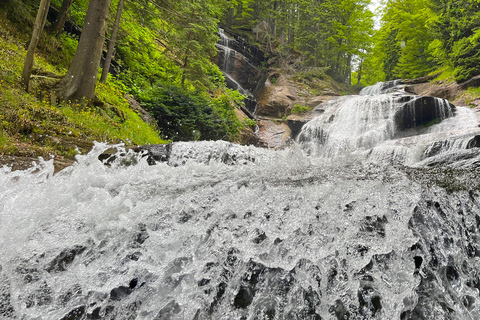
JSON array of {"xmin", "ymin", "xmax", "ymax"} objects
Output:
[{"xmin": 0, "ymin": 11, "xmax": 164, "ymax": 166}]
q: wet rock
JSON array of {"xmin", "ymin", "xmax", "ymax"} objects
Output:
[
  {"xmin": 87, "ymin": 306, "xmax": 102, "ymax": 319},
  {"xmin": 45, "ymin": 245, "xmax": 87, "ymax": 273},
  {"xmin": 256, "ymin": 119, "xmax": 291, "ymax": 149},
  {"xmin": 445, "ymin": 265, "xmax": 460, "ymax": 283},
  {"xmin": 467, "ymin": 135, "xmax": 480, "ymax": 149},
  {"xmin": 234, "ymin": 262, "xmax": 264, "ymax": 309},
  {"xmin": 16, "ymin": 262, "xmax": 41, "ymax": 283},
  {"xmin": 127, "ymin": 251, "xmax": 142, "ymax": 261},
  {"xmin": 252, "ymin": 229, "xmax": 267, "ymax": 244},
  {"xmin": 359, "ymin": 215, "xmax": 388, "ymax": 237},
  {"xmin": 129, "ymin": 278, "xmax": 138, "ymax": 289},
  {"xmin": 234, "ymin": 285, "xmax": 255, "ymax": 309},
  {"xmin": 155, "ymin": 300, "xmax": 181, "ymax": 320},
  {"xmin": 213, "ymin": 29, "xmax": 265, "ymax": 92},
  {"xmin": 286, "ymin": 116, "xmax": 313, "ymax": 140},
  {"xmin": 110, "ymin": 286, "xmax": 132, "ymax": 301},
  {"xmin": 414, "ymin": 256, "xmax": 423, "ymax": 269},
  {"xmin": 302, "ymin": 286, "xmax": 321, "ymax": 318},
  {"xmin": 358, "ymin": 285, "xmax": 382, "ymax": 317},
  {"xmin": 134, "ymin": 144, "xmax": 172, "ymax": 165},
  {"xmin": 256, "ymin": 86, "xmax": 298, "ymax": 118},
  {"xmin": 332, "ymin": 299, "xmax": 350, "ymax": 320},
  {"xmin": 58, "ymin": 284, "xmax": 82, "ymax": 305},
  {"xmin": 198, "ymin": 278, "xmax": 210, "ymax": 287},
  {"xmin": 60, "ymin": 305, "xmax": 86, "ymax": 320},
  {"xmin": 462, "ymin": 295, "xmax": 475, "ymax": 310},
  {"xmin": 0, "ymin": 280, "xmax": 15, "ymax": 318},
  {"xmin": 394, "ymin": 96, "xmax": 455, "ymax": 131}
]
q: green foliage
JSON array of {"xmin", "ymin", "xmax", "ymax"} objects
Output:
[
  {"xmin": 364, "ymin": 0, "xmax": 480, "ymax": 84},
  {"xmin": 242, "ymin": 118, "xmax": 257, "ymax": 129},
  {"xmin": 451, "ymin": 30, "xmax": 480, "ymax": 82},
  {"xmin": 295, "ymin": 68, "xmax": 327, "ymax": 82},
  {"xmin": 139, "ymin": 84, "xmax": 242, "ymax": 141},
  {"xmin": 0, "ymin": 19, "xmax": 162, "ymax": 162},
  {"xmin": 291, "ymin": 104, "xmax": 311, "ymax": 114},
  {"xmin": 222, "ymin": 0, "xmax": 374, "ymax": 84},
  {"xmin": 59, "ymin": 33, "xmax": 79, "ymax": 65}
]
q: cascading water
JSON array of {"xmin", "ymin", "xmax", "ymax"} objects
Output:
[
  {"xmin": 216, "ymin": 29, "xmax": 258, "ymax": 116},
  {"xmin": 299, "ymin": 82, "xmax": 479, "ymax": 165},
  {"xmin": 2, "ymin": 81, "xmax": 480, "ymax": 320}
]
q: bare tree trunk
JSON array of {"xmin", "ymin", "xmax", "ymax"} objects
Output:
[
  {"xmin": 56, "ymin": 0, "xmax": 112, "ymax": 102},
  {"xmin": 287, "ymin": 3, "xmax": 294, "ymax": 45},
  {"xmin": 51, "ymin": 0, "xmax": 74, "ymax": 36},
  {"xmin": 345, "ymin": 53, "xmax": 352, "ymax": 85},
  {"xmin": 22, "ymin": 0, "xmax": 51, "ymax": 91},
  {"xmin": 357, "ymin": 59, "xmax": 363, "ymax": 84},
  {"xmin": 272, "ymin": 1, "xmax": 277, "ymax": 38},
  {"xmin": 100, "ymin": 0, "xmax": 124, "ymax": 84}
]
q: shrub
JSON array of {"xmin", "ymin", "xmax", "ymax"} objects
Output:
[
  {"xmin": 139, "ymin": 84, "xmax": 242, "ymax": 141},
  {"xmin": 291, "ymin": 104, "xmax": 311, "ymax": 114}
]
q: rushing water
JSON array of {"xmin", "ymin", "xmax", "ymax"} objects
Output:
[
  {"xmin": 1, "ymin": 83, "xmax": 480, "ymax": 320},
  {"xmin": 216, "ymin": 29, "xmax": 258, "ymax": 115}
]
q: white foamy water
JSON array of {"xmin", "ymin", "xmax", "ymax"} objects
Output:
[{"xmin": 0, "ymin": 143, "xmax": 424, "ymax": 319}]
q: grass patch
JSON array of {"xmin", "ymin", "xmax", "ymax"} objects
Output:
[{"xmin": 291, "ymin": 104, "xmax": 311, "ymax": 114}]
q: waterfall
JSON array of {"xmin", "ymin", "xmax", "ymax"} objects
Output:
[
  {"xmin": 2, "ymin": 82, "xmax": 480, "ymax": 319},
  {"xmin": 298, "ymin": 82, "xmax": 478, "ymax": 166},
  {"xmin": 359, "ymin": 80, "xmax": 403, "ymax": 96},
  {"xmin": 216, "ymin": 29, "xmax": 258, "ymax": 115}
]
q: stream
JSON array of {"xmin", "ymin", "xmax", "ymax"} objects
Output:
[{"xmin": 1, "ymin": 82, "xmax": 480, "ymax": 319}]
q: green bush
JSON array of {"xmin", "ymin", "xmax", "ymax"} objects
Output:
[
  {"xmin": 291, "ymin": 104, "xmax": 311, "ymax": 114},
  {"xmin": 139, "ymin": 84, "xmax": 242, "ymax": 141},
  {"xmin": 452, "ymin": 31, "xmax": 480, "ymax": 82}
]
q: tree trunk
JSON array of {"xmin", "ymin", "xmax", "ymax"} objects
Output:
[
  {"xmin": 100, "ymin": 0, "xmax": 124, "ymax": 84},
  {"xmin": 51, "ymin": 0, "xmax": 74, "ymax": 36},
  {"xmin": 345, "ymin": 53, "xmax": 352, "ymax": 85},
  {"xmin": 22, "ymin": 0, "xmax": 51, "ymax": 91},
  {"xmin": 272, "ymin": 1, "xmax": 277, "ymax": 38},
  {"xmin": 56, "ymin": 0, "xmax": 112, "ymax": 102},
  {"xmin": 357, "ymin": 60, "xmax": 363, "ymax": 84},
  {"xmin": 287, "ymin": 3, "xmax": 294, "ymax": 45}
]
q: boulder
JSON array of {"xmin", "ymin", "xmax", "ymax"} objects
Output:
[
  {"xmin": 256, "ymin": 86, "xmax": 298, "ymax": 118},
  {"xmin": 394, "ymin": 96, "xmax": 456, "ymax": 131},
  {"xmin": 256, "ymin": 120, "xmax": 291, "ymax": 149}
]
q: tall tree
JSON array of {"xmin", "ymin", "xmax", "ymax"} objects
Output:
[
  {"xmin": 428, "ymin": 0, "xmax": 480, "ymax": 81},
  {"xmin": 22, "ymin": 0, "xmax": 52, "ymax": 91},
  {"xmin": 51, "ymin": 0, "xmax": 74, "ymax": 36},
  {"xmin": 56, "ymin": 0, "xmax": 112, "ymax": 102},
  {"xmin": 100, "ymin": 0, "xmax": 124, "ymax": 83}
]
